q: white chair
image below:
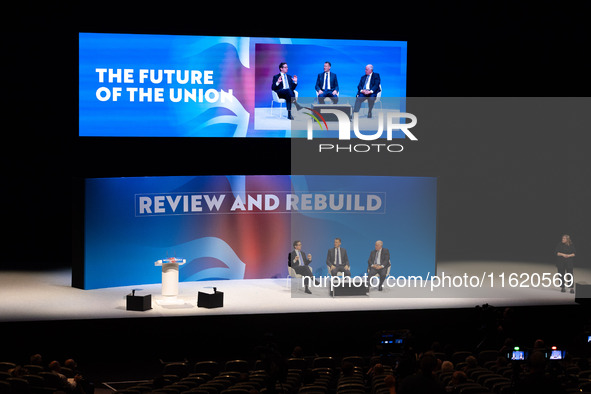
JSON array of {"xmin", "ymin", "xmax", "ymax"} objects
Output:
[
  {"xmin": 316, "ymin": 90, "xmax": 337, "ymax": 104},
  {"xmin": 367, "ymin": 260, "xmax": 391, "ymax": 289},
  {"xmin": 359, "ymin": 84, "xmax": 382, "ymax": 116},
  {"xmin": 286, "ymin": 265, "xmax": 302, "ymax": 289},
  {"xmin": 328, "ymin": 265, "xmax": 346, "ymax": 277},
  {"xmin": 271, "ymin": 90, "xmax": 298, "ymax": 119}
]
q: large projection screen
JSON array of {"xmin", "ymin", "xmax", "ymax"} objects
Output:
[
  {"xmin": 79, "ymin": 33, "xmax": 407, "ymax": 137},
  {"xmin": 81, "ymin": 175, "xmax": 437, "ymax": 290}
]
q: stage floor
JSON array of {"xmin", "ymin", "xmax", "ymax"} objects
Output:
[{"xmin": 1, "ymin": 261, "xmax": 588, "ymax": 322}]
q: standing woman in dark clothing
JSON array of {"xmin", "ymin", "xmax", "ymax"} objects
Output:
[{"xmin": 555, "ymin": 234, "xmax": 576, "ymax": 293}]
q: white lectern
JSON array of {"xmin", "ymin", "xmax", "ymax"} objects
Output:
[{"xmin": 154, "ymin": 257, "xmax": 186, "ymax": 305}]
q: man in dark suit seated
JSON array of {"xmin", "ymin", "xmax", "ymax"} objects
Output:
[
  {"xmin": 352, "ymin": 64, "xmax": 381, "ymax": 118},
  {"xmin": 367, "ymin": 240, "xmax": 391, "ymax": 291},
  {"xmin": 315, "ymin": 61, "xmax": 339, "ymax": 104},
  {"xmin": 326, "ymin": 238, "xmax": 351, "ymax": 277},
  {"xmin": 288, "ymin": 240, "xmax": 314, "ymax": 294},
  {"xmin": 272, "ymin": 62, "xmax": 302, "ymax": 120}
]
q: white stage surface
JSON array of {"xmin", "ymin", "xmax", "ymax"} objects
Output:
[{"xmin": 1, "ymin": 261, "xmax": 588, "ymax": 322}]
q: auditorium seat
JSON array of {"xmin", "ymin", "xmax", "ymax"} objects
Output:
[
  {"xmin": 221, "ymin": 388, "xmax": 250, "ymax": 394},
  {"xmin": 0, "ymin": 363, "xmax": 16, "ymax": 373},
  {"xmin": 197, "ymin": 383, "xmax": 223, "ymax": 394},
  {"xmin": 22, "ymin": 374, "xmax": 44, "ymax": 387},
  {"xmin": 164, "ymin": 362, "xmax": 190, "ymax": 378},
  {"xmin": 458, "ymin": 386, "xmax": 491, "ymax": 393},
  {"xmin": 23, "ymin": 365, "xmax": 44, "ymax": 375},
  {"xmin": 163, "ymin": 374, "xmax": 181, "ymax": 383},
  {"xmin": 336, "ymin": 385, "xmax": 365, "ymax": 394},
  {"xmin": 438, "ymin": 371, "xmax": 453, "ymax": 385},
  {"xmin": 452, "ymin": 351, "xmax": 473, "ymax": 364},
  {"xmin": 371, "ymin": 380, "xmax": 388, "ymax": 394},
  {"xmin": 229, "ymin": 381, "xmax": 261, "ymax": 391},
  {"xmin": 451, "ymin": 382, "xmax": 488, "ymax": 393},
  {"xmin": 38, "ymin": 372, "xmax": 63, "ymax": 389},
  {"xmin": 7, "ymin": 377, "xmax": 29, "ymax": 394},
  {"xmin": 189, "ymin": 372, "xmax": 214, "ymax": 383},
  {"xmin": 477, "ymin": 350, "xmax": 500, "ymax": 365},
  {"xmin": 181, "ymin": 376, "xmax": 207, "ymax": 386},
  {"xmin": 60, "ymin": 366, "xmax": 75, "ymax": 378},
  {"xmin": 481, "ymin": 376, "xmax": 509, "ymax": 390},
  {"xmin": 580, "ymin": 381, "xmax": 591, "ymax": 391},
  {"xmin": 298, "ymin": 384, "xmax": 328, "ymax": 393},
  {"xmin": 466, "ymin": 367, "xmax": 490, "ymax": 379},
  {"xmin": 491, "ymin": 381, "xmax": 512, "ymax": 393},
  {"xmin": 341, "ymin": 356, "xmax": 365, "ymax": 368},
  {"xmin": 476, "ymin": 373, "xmax": 501, "ymax": 386},
  {"xmin": 312, "ymin": 357, "xmax": 336, "ymax": 369},
  {"xmin": 287, "ymin": 357, "xmax": 308, "ymax": 370},
  {"xmin": 224, "ymin": 360, "xmax": 250, "ymax": 373},
  {"xmin": 338, "ymin": 381, "xmax": 364, "ymax": 390},
  {"xmin": 126, "ymin": 383, "xmax": 153, "ymax": 392},
  {"xmin": 433, "ymin": 352, "xmax": 448, "ymax": 361},
  {"xmin": 172, "ymin": 383, "xmax": 193, "ymax": 392},
  {"xmin": 194, "ymin": 361, "xmax": 220, "ymax": 377},
  {"xmin": 208, "ymin": 377, "xmax": 233, "ymax": 389}
]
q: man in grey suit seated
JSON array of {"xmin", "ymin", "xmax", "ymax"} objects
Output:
[
  {"xmin": 367, "ymin": 240, "xmax": 390, "ymax": 291},
  {"xmin": 326, "ymin": 238, "xmax": 351, "ymax": 277}
]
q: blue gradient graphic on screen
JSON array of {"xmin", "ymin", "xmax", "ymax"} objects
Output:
[
  {"xmin": 83, "ymin": 175, "xmax": 435, "ymax": 289},
  {"xmin": 290, "ymin": 176, "xmax": 437, "ymax": 278},
  {"xmin": 79, "ymin": 33, "xmax": 406, "ymax": 137}
]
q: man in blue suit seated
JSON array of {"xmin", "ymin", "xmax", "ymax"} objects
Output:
[
  {"xmin": 288, "ymin": 240, "xmax": 315, "ymax": 294},
  {"xmin": 272, "ymin": 62, "xmax": 302, "ymax": 120},
  {"xmin": 315, "ymin": 61, "xmax": 339, "ymax": 104},
  {"xmin": 352, "ymin": 64, "xmax": 381, "ymax": 118},
  {"xmin": 326, "ymin": 237, "xmax": 351, "ymax": 277}
]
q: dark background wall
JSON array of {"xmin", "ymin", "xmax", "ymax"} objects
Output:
[
  {"xmin": 1, "ymin": 3, "xmax": 590, "ymax": 383},
  {"xmin": 3, "ymin": 2, "xmax": 590, "ymax": 270}
]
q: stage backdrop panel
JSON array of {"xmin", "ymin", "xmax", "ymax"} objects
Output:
[
  {"xmin": 82, "ymin": 175, "xmax": 436, "ymax": 289},
  {"xmin": 79, "ymin": 33, "xmax": 406, "ymax": 138}
]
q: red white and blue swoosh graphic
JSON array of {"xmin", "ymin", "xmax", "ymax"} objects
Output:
[{"xmin": 83, "ymin": 175, "xmax": 436, "ymax": 289}]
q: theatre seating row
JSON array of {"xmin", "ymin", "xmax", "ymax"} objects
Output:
[
  {"xmin": 110, "ymin": 351, "xmax": 591, "ymax": 394},
  {"xmin": 2, "ymin": 350, "xmax": 591, "ymax": 394}
]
